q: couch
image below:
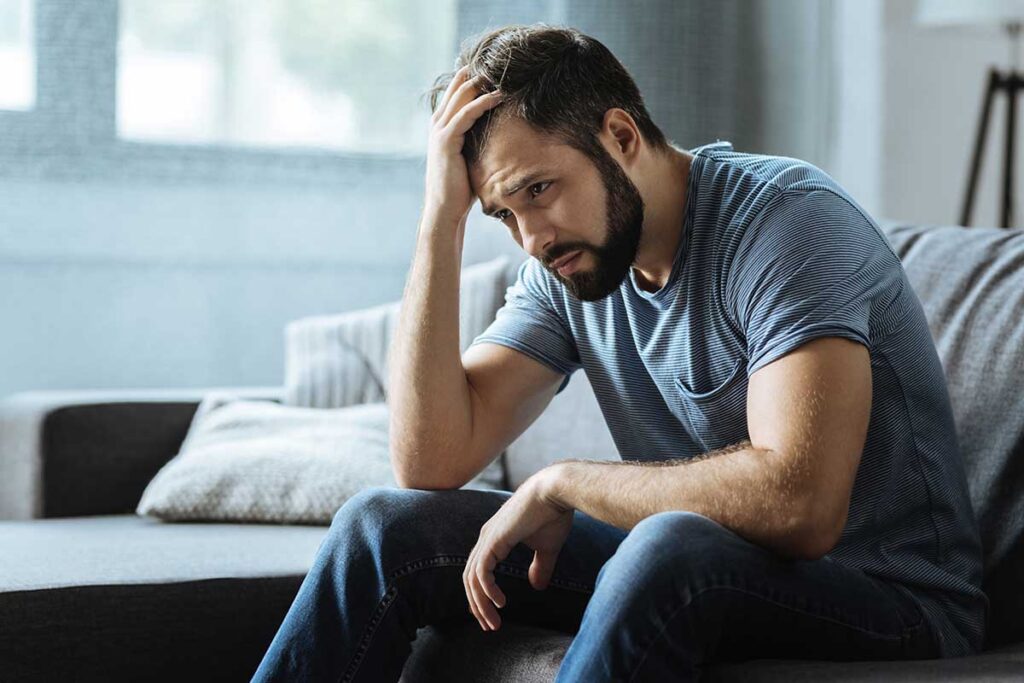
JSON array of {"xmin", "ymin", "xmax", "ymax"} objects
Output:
[{"xmin": 2, "ymin": 219, "xmax": 1024, "ymax": 682}]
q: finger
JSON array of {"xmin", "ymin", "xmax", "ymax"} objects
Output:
[
  {"xmin": 445, "ymin": 90, "xmax": 504, "ymax": 136},
  {"xmin": 434, "ymin": 65, "xmax": 471, "ymax": 120},
  {"xmin": 528, "ymin": 549, "xmax": 561, "ymax": 591},
  {"xmin": 471, "ymin": 570, "xmax": 501, "ymax": 630},
  {"xmin": 474, "ymin": 545, "xmax": 505, "ymax": 629},
  {"xmin": 478, "ymin": 549, "xmax": 507, "ymax": 610},
  {"xmin": 463, "ymin": 556, "xmax": 488, "ymax": 630},
  {"xmin": 467, "ymin": 567, "xmax": 491, "ymax": 631},
  {"xmin": 437, "ymin": 75, "xmax": 488, "ymax": 128},
  {"xmin": 470, "ymin": 583, "xmax": 491, "ymax": 631},
  {"xmin": 466, "ymin": 546, "xmax": 494, "ymax": 631}
]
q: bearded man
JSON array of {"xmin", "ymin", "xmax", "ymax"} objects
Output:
[{"xmin": 253, "ymin": 24, "xmax": 986, "ymax": 683}]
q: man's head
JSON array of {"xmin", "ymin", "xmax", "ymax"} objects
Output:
[{"xmin": 428, "ymin": 24, "xmax": 672, "ymax": 301}]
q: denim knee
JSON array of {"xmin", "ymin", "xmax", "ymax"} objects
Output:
[
  {"xmin": 327, "ymin": 486, "xmax": 433, "ymax": 552},
  {"xmin": 595, "ymin": 511, "xmax": 734, "ymax": 593},
  {"xmin": 323, "ymin": 486, "xmax": 502, "ymax": 570}
]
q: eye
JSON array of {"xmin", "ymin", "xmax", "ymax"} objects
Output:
[
  {"xmin": 492, "ymin": 209, "xmax": 511, "ymax": 221},
  {"xmin": 528, "ymin": 181, "xmax": 550, "ymax": 198}
]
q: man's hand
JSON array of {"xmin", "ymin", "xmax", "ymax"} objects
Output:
[
  {"xmin": 463, "ymin": 471, "xmax": 574, "ymax": 631},
  {"xmin": 425, "ymin": 65, "xmax": 504, "ymax": 228}
]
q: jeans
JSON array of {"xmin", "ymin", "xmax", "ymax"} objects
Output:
[{"xmin": 251, "ymin": 486, "xmax": 940, "ymax": 682}]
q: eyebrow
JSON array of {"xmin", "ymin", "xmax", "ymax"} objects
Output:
[{"xmin": 480, "ymin": 171, "xmax": 546, "ymax": 217}]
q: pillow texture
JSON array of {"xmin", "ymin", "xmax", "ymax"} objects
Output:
[
  {"xmin": 284, "ymin": 255, "xmax": 519, "ymax": 409},
  {"xmin": 136, "ymin": 394, "xmax": 505, "ymax": 525}
]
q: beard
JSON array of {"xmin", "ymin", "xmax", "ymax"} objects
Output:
[{"xmin": 545, "ymin": 147, "xmax": 645, "ymax": 302}]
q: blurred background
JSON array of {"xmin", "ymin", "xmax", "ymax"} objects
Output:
[{"xmin": 0, "ymin": 0, "xmax": 1017, "ymax": 399}]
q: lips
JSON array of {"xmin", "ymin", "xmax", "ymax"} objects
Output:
[{"xmin": 550, "ymin": 250, "xmax": 581, "ymax": 270}]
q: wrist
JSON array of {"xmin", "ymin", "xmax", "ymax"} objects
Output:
[
  {"xmin": 420, "ymin": 203, "xmax": 468, "ymax": 233},
  {"xmin": 533, "ymin": 462, "xmax": 573, "ymax": 512}
]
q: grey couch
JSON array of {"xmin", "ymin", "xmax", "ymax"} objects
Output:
[{"xmin": 2, "ymin": 220, "xmax": 1024, "ymax": 682}]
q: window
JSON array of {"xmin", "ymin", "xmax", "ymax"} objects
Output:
[
  {"xmin": 117, "ymin": 0, "xmax": 457, "ymax": 154},
  {"xmin": 0, "ymin": 0, "xmax": 35, "ymax": 111}
]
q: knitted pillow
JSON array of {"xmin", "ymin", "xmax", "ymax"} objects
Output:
[
  {"xmin": 284, "ymin": 255, "xmax": 516, "ymax": 408},
  {"xmin": 136, "ymin": 395, "xmax": 504, "ymax": 525}
]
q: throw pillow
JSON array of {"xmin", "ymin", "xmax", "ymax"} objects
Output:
[
  {"xmin": 284, "ymin": 255, "xmax": 517, "ymax": 409},
  {"xmin": 136, "ymin": 395, "xmax": 505, "ymax": 525}
]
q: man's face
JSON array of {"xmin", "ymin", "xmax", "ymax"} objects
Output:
[{"xmin": 468, "ymin": 116, "xmax": 645, "ymax": 302}]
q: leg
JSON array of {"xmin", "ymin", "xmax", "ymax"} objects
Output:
[
  {"xmin": 556, "ymin": 510, "xmax": 941, "ymax": 682},
  {"xmin": 251, "ymin": 486, "xmax": 626, "ymax": 683}
]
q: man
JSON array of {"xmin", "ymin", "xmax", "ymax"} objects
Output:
[{"xmin": 253, "ymin": 24, "xmax": 987, "ymax": 682}]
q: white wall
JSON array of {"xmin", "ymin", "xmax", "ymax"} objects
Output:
[
  {"xmin": 0, "ymin": 176, "xmax": 519, "ymax": 399},
  {"xmin": 881, "ymin": 0, "xmax": 1022, "ymax": 228},
  {"xmin": 829, "ymin": 0, "xmax": 1024, "ymax": 230},
  {"xmin": 829, "ymin": 0, "xmax": 883, "ymax": 219}
]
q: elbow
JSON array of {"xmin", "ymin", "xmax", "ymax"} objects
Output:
[
  {"xmin": 794, "ymin": 505, "xmax": 846, "ymax": 562},
  {"xmin": 393, "ymin": 471, "xmax": 463, "ymax": 491},
  {"xmin": 388, "ymin": 423, "xmax": 468, "ymax": 491},
  {"xmin": 389, "ymin": 445, "xmax": 465, "ymax": 491}
]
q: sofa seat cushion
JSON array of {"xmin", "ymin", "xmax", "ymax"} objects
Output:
[
  {"xmin": 402, "ymin": 621, "xmax": 1024, "ymax": 682},
  {"xmin": 0, "ymin": 514, "xmax": 328, "ymax": 591},
  {"xmin": 0, "ymin": 514, "xmax": 327, "ymax": 682}
]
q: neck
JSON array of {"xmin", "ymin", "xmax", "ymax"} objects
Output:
[{"xmin": 631, "ymin": 145, "xmax": 694, "ymax": 292}]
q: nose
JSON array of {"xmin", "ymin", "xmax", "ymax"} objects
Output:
[{"xmin": 518, "ymin": 215, "xmax": 556, "ymax": 260}]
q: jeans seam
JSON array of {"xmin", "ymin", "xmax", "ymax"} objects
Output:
[
  {"xmin": 339, "ymin": 554, "xmax": 595, "ymax": 682},
  {"xmin": 339, "ymin": 556, "xmax": 467, "ymax": 683},
  {"xmin": 627, "ymin": 584, "xmax": 905, "ymax": 683}
]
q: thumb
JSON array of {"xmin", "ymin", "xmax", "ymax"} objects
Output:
[{"xmin": 528, "ymin": 549, "xmax": 560, "ymax": 591}]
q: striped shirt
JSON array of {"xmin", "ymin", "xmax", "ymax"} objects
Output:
[{"xmin": 469, "ymin": 141, "xmax": 988, "ymax": 658}]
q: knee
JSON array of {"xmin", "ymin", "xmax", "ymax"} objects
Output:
[
  {"xmin": 627, "ymin": 510, "xmax": 727, "ymax": 556},
  {"xmin": 328, "ymin": 486, "xmax": 432, "ymax": 545},
  {"xmin": 601, "ymin": 511, "xmax": 736, "ymax": 588}
]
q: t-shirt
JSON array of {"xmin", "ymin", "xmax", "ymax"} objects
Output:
[{"xmin": 468, "ymin": 140, "xmax": 988, "ymax": 657}]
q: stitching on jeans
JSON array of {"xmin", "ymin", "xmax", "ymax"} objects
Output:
[
  {"xmin": 340, "ymin": 554, "xmax": 595, "ymax": 682},
  {"xmin": 340, "ymin": 557, "xmax": 467, "ymax": 683},
  {"xmin": 340, "ymin": 584, "xmax": 399, "ymax": 683},
  {"xmin": 626, "ymin": 584, "xmax": 906, "ymax": 682}
]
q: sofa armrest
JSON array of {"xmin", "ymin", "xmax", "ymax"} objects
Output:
[{"xmin": 0, "ymin": 387, "xmax": 284, "ymax": 520}]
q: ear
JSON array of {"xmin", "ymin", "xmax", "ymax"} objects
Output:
[{"xmin": 599, "ymin": 108, "xmax": 642, "ymax": 164}]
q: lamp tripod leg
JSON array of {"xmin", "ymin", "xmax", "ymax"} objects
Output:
[
  {"xmin": 1001, "ymin": 72, "xmax": 1017, "ymax": 228},
  {"xmin": 961, "ymin": 68, "xmax": 1000, "ymax": 227}
]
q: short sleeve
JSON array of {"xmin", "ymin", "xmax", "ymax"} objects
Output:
[
  {"xmin": 725, "ymin": 189, "xmax": 891, "ymax": 375},
  {"xmin": 468, "ymin": 258, "xmax": 581, "ymax": 394}
]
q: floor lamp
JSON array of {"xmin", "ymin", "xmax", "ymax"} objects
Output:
[{"xmin": 917, "ymin": 0, "xmax": 1024, "ymax": 228}]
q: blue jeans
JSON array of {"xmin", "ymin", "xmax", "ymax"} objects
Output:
[{"xmin": 251, "ymin": 486, "xmax": 940, "ymax": 682}]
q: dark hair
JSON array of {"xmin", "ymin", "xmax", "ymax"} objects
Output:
[{"xmin": 427, "ymin": 24, "xmax": 670, "ymax": 165}]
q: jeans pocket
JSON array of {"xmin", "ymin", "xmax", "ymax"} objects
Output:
[{"xmin": 675, "ymin": 358, "xmax": 749, "ymax": 451}]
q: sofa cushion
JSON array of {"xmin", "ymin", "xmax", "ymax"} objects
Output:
[
  {"xmin": 401, "ymin": 622, "xmax": 1024, "ymax": 683},
  {"xmin": 0, "ymin": 514, "xmax": 327, "ymax": 682},
  {"xmin": 880, "ymin": 222, "xmax": 1024, "ymax": 647},
  {"xmin": 504, "ymin": 369, "xmax": 620, "ymax": 489},
  {"xmin": 136, "ymin": 398, "xmax": 503, "ymax": 525},
  {"xmin": 284, "ymin": 255, "xmax": 515, "ymax": 409},
  {"xmin": 135, "ymin": 399, "xmax": 396, "ymax": 524}
]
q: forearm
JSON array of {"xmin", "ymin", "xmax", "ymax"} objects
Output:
[
  {"xmin": 542, "ymin": 441, "xmax": 824, "ymax": 560},
  {"xmin": 387, "ymin": 212, "xmax": 475, "ymax": 488}
]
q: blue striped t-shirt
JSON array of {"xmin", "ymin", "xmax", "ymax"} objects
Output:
[{"xmin": 469, "ymin": 141, "xmax": 987, "ymax": 658}]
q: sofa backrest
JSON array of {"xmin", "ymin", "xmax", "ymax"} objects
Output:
[{"xmin": 881, "ymin": 221, "xmax": 1024, "ymax": 646}]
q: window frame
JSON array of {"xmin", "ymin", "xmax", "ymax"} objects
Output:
[{"xmin": 0, "ymin": 0, "xmax": 440, "ymax": 186}]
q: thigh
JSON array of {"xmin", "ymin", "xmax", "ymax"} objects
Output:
[
  {"xmin": 339, "ymin": 486, "xmax": 627, "ymax": 633},
  {"xmin": 630, "ymin": 511, "xmax": 939, "ymax": 664}
]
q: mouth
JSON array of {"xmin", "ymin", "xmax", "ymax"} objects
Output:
[{"xmin": 551, "ymin": 250, "xmax": 583, "ymax": 276}]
